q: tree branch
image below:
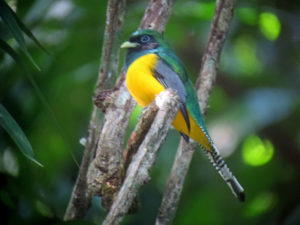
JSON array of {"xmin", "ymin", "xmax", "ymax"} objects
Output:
[
  {"xmin": 156, "ymin": 0, "xmax": 236, "ymax": 224},
  {"xmin": 86, "ymin": 82, "xmax": 135, "ymax": 210},
  {"xmin": 196, "ymin": 0, "xmax": 236, "ymax": 108},
  {"xmin": 103, "ymin": 90, "xmax": 180, "ymax": 225},
  {"xmin": 139, "ymin": 0, "xmax": 174, "ymax": 32},
  {"xmin": 64, "ymin": 0, "xmax": 126, "ymax": 220}
]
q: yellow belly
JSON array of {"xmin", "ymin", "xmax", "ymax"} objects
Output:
[
  {"xmin": 126, "ymin": 54, "xmax": 164, "ymax": 107},
  {"xmin": 126, "ymin": 53, "xmax": 212, "ymax": 151}
]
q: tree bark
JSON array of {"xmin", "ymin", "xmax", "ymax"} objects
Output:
[{"xmin": 64, "ymin": 0, "xmax": 126, "ymax": 220}]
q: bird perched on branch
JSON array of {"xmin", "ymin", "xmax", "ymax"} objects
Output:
[{"xmin": 121, "ymin": 29, "xmax": 245, "ymax": 201}]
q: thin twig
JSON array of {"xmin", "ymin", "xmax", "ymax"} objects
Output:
[
  {"xmin": 156, "ymin": 0, "xmax": 236, "ymax": 224},
  {"xmin": 64, "ymin": 0, "xmax": 126, "ymax": 220},
  {"xmin": 103, "ymin": 90, "xmax": 180, "ymax": 225}
]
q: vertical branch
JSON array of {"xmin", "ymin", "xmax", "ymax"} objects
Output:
[
  {"xmin": 97, "ymin": 0, "xmax": 126, "ymax": 90},
  {"xmin": 156, "ymin": 139, "xmax": 197, "ymax": 225},
  {"xmin": 139, "ymin": 0, "xmax": 174, "ymax": 32},
  {"xmin": 196, "ymin": 0, "xmax": 236, "ymax": 108},
  {"xmin": 86, "ymin": 81, "xmax": 135, "ymax": 211},
  {"xmin": 64, "ymin": 0, "xmax": 126, "ymax": 220},
  {"xmin": 156, "ymin": 0, "xmax": 236, "ymax": 224}
]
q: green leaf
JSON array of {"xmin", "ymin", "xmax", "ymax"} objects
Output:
[
  {"xmin": 11, "ymin": 5, "xmax": 49, "ymax": 54},
  {"xmin": 0, "ymin": 39, "xmax": 24, "ymax": 66},
  {"xmin": 0, "ymin": 40, "xmax": 79, "ymax": 167},
  {"xmin": 0, "ymin": 1, "xmax": 25, "ymax": 48},
  {"xmin": 0, "ymin": 104, "xmax": 43, "ymax": 167},
  {"xmin": 242, "ymin": 134, "xmax": 274, "ymax": 167},
  {"xmin": 259, "ymin": 12, "xmax": 281, "ymax": 41},
  {"xmin": 0, "ymin": 0, "xmax": 41, "ymax": 70}
]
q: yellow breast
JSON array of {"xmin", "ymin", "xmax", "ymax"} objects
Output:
[
  {"xmin": 126, "ymin": 53, "xmax": 212, "ymax": 151},
  {"xmin": 126, "ymin": 53, "xmax": 165, "ymax": 107}
]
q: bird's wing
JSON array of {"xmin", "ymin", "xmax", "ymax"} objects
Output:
[
  {"xmin": 157, "ymin": 50, "xmax": 208, "ymax": 131},
  {"xmin": 154, "ymin": 57, "xmax": 191, "ymax": 136}
]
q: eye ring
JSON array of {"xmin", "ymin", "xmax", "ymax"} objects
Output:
[{"xmin": 140, "ymin": 35, "xmax": 151, "ymax": 43}]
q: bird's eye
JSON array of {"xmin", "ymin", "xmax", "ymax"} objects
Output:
[{"xmin": 140, "ymin": 35, "xmax": 151, "ymax": 43}]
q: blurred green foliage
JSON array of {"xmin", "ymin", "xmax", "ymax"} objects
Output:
[
  {"xmin": 0, "ymin": 0, "xmax": 300, "ymax": 225},
  {"xmin": 0, "ymin": 104, "xmax": 42, "ymax": 167},
  {"xmin": 242, "ymin": 134, "xmax": 274, "ymax": 167}
]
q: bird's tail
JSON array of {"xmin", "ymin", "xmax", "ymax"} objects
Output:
[
  {"xmin": 175, "ymin": 110, "xmax": 245, "ymax": 200},
  {"xmin": 203, "ymin": 144, "xmax": 245, "ymax": 201}
]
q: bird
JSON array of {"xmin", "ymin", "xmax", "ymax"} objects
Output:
[{"xmin": 121, "ymin": 29, "xmax": 245, "ymax": 201}]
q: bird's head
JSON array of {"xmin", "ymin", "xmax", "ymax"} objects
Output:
[
  {"xmin": 121, "ymin": 29, "xmax": 167, "ymax": 70},
  {"xmin": 121, "ymin": 29, "xmax": 164, "ymax": 52}
]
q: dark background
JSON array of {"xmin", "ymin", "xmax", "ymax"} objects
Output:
[{"xmin": 0, "ymin": 0, "xmax": 299, "ymax": 224}]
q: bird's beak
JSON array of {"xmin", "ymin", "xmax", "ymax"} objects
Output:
[{"xmin": 121, "ymin": 41, "xmax": 138, "ymax": 48}]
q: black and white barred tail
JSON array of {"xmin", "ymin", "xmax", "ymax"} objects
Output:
[{"xmin": 204, "ymin": 144, "xmax": 245, "ymax": 202}]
